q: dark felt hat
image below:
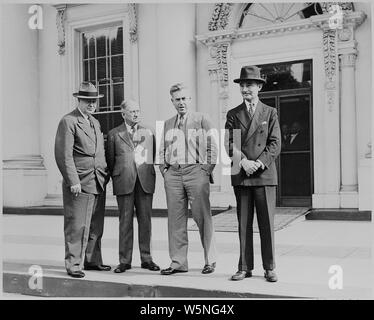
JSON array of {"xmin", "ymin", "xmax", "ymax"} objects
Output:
[{"xmin": 233, "ymin": 65, "xmax": 266, "ymax": 84}]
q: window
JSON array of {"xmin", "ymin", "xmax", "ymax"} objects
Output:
[{"xmin": 81, "ymin": 25, "xmax": 124, "ymax": 135}]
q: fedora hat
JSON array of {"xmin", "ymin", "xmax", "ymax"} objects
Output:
[
  {"xmin": 233, "ymin": 65, "xmax": 266, "ymax": 84},
  {"xmin": 73, "ymin": 82, "xmax": 104, "ymax": 99}
]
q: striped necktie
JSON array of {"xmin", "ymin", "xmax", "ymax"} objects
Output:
[{"xmin": 248, "ymin": 104, "xmax": 255, "ymax": 120}]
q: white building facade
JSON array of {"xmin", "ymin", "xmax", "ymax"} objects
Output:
[{"xmin": 1, "ymin": 3, "xmax": 372, "ymax": 214}]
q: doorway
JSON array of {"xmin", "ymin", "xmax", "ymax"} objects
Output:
[{"xmin": 258, "ymin": 59, "xmax": 313, "ymax": 207}]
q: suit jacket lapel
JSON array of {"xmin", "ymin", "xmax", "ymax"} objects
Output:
[
  {"xmin": 244, "ymin": 101, "xmax": 265, "ymax": 145},
  {"xmin": 118, "ymin": 123, "xmax": 134, "ymax": 148},
  {"xmin": 89, "ymin": 115, "xmax": 101, "ymax": 152},
  {"xmin": 164, "ymin": 115, "xmax": 178, "ymax": 163},
  {"xmin": 76, "ymin": 109, "xmax": 96, "ymax": 143},
  {"xmin": 166, "ymin": 115, "xmax": 178, "ymax": 138},
  {"xmin": 236, "ymin": 102, "xmax": 251, "ymax": 130}
]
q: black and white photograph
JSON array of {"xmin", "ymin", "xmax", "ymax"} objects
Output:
[{"xmin": 1, "ymin": 0, "xmax": 373, "ymax": 306}]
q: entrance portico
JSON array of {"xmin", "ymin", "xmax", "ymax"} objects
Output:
[{"xmin": 196, "ymin": 3, "xmax": 369, "ymax": 210}]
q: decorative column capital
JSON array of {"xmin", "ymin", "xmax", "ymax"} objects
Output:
[
  {"xmin": 339, "ymin": 52, "xmax": 357, "ymax": 68},
  {"xmin": 208, "ymin": 68, "xmax": 219, "ymax": 81},
  {"xmin": 55, "ymin": 4, "xmax": 67, "ymax": 55}
]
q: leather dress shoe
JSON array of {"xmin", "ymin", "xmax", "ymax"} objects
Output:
[
  {"xmin": 114, "ymin": 264, "xmax": 132, "ymax": 273},
  {"xmin": 264, "ymin": 270, "xmax": 278, "ymax": 282},
  {"xmin": 84, "ymin": 264, "xmax": 111, "ymax": 271},
  {"xmin": 67, "ymin": 270, "xmax": 85, "ymax": 278},
  {"xmin": 160, "ymin": 267, "xmax": 188, "ymax": 275},
  {"xmin": 202, "ymin": 262, "xmax": 216, "ymax": 274},
  {"xmin": 141, "ymin": 261, "xmax": 160, "ymax": 271},
  {"xmin": 231, "ymin": 270, "xmax": 252, "ymax": 281}
]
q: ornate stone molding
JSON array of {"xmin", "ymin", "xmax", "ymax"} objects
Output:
[
  {"xmin": 338, "ymin": 27, "xmax": 352, "ymax": 41},
  {"xmin": 208, "ymin": 3, "xmax": 234, "ymax": 31},
  {"xmin": 55, "ymin": 4, "xmax": 67, "ymax": 55},
  {"xmin": 212, "ymin": 43, "xmax": 229, "ymax": 86},
  {"xmin": 326, "ymin": 90, "xmax": 336, "ymax": 112},
  {"xmin": 322, "ymin": 28, "xmax": 338, "ymax": 88},
  {"xmin": 320, "ymin": 2, "xmax": 354, "ymax": 14},
  {"xmin": 128, "ymin": 3, "xmax": 137, "ymax": 43},
  {"xmin": 199, "ymin": 9, "xmax": 366, "ymax": 46}
]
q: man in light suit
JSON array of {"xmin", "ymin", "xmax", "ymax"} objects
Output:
[
  {"xmin": 55, "ymin": 82, "xmax": 111, "ymax": 278},
  {"xmin": 106, "ymin": 99, "xmax": 160, "ymax": 273},
  {"xmin": 159, "ymin": 83, "xmax": 218, "ymax": 275},
  {"xmin": 225, "ymin": 66, "xmax": 281, "ymax": 282}
]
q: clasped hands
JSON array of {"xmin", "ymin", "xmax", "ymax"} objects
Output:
[{"xmin": 241, "ymin": 159, "xmax": 261, "ymax": 176}]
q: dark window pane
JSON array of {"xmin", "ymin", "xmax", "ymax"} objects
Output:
[
  {"xmin": 111, "ymin": 27, "xmax": 123, "ymax": 55},
  {"xmin": 97, "ymin": 57, "xmax": 107, "ymax": 81},
  {"xmin": 280, "ymin": 95, "xmax": 310, "ymax": 151},
  {"xmin": 93, "ymin": 111, "xmax": 122, "ymax": 136},
  {"xmin": 259, "ymin": 60, "xmax": 312, "ymax": 92},
  {"xmin": 280, "ymin": 153, "xmax": 311, "ymax": 197},
  {"xmin": 89, "ymin": 37, "xmax": 95, "ymax": 59},
  {"xmin": 83, "ymin": 60, "xmax": 89, "ymax": 81},
  {"xmin": 82, "ymin": 35, "xmax": 88, "ymax": 59},
  {"xmin": 82, "ymin": 26, "xmax": 124, "ymax": 132},
  {"xmin": 96, "ymin": 35, "xmax": 106, "ymax": 58},
  {"xmin": 98, "ymin": 85, "xmax": 109, "ymax": 110},
  {"xmin": 111, "ymin": 55, "xmax": 124, "ymax": 81},
  {"xmin": 89, "ymin": 60, "xmax": 96, "ymax": 82},
  {"xmin": 113, "ymin": 83, "xmax": 124, "ymax": 107},
  {"xmin": 260, "ymin": 97, "xmax": 276, "ymax": 108}
]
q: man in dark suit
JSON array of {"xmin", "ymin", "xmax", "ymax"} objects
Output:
[
  {"xmin": 55, "ymin": 82, "xmax": 111, "ymax": 278},
  {"xmin": 106, "ymin": 99, "xmax": 160, "ymax": 273},
  {"xmin": 225, "ymin": 66, "xmax": 281, "ymax": 282},
  {"xmin": 159, "ymin": 83, "xmax": 218, "ymax": 275}
]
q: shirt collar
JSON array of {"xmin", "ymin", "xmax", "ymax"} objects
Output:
[
  {"xmin": 77, "ymin": 107, "xmax": 89, "ymax": 121},
  {"xmin": 244, "ymin": 99, "xmax": 258, "ymax": 111},
  {"xmin": 178, "ymin": 112, "xmax": 188, "ymax": 121},
  {"xmin": 125, "ymin": 121, "xmax": 137, "ymax": 131}
]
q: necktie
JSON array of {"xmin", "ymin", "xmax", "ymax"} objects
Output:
[
  {"xmin": 88, "ymin": 116, "xmax": 96, "ymax": 144},
  {"xmin": 128, "ymin": 124, "xmax": 134, "ymax": 137},
  {"xmin": 178, "ymin": 115, "xmax": 185, "ymax": 130},
  {"xmin": 130, "ymin": 124, "xmax": 138, "ymax": 146},
  {"xmin": 248, "ymin": 104, "xmax": 254, "ymax": 119},
  {"xmin": 88, "ymin": 116, "xmax": 94, "ymax": 129}
]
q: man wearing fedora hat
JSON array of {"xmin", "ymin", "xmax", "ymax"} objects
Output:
[
  {"xmin": 224, "ymin": 66, "xmax": 281, "ymax": 282},
  {"xmin": 55, "ymin": 82, "xmax": 111, "ymax": 278}
]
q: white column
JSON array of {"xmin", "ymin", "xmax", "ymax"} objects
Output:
[
  {"xmin": 339, "ymin": 52, "xmax": 358, "ymax": 191},
  {"xmin": 1, "ymin": 4, "xmax": 47, "ymax": 207}
]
